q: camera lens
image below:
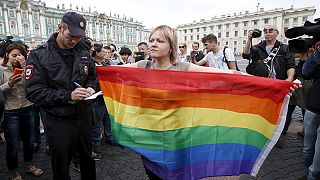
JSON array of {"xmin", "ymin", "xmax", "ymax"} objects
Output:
[{"xmin": 252, "ymin": 29, "xmax": 262, "ymax": 38}]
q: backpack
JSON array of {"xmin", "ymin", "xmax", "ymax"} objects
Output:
[{"xmin": 223, "ymin": 46, "xmax": 240, "ymax": 71}]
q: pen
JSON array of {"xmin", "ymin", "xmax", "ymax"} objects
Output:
[{"xmin": 74, "ymin": 82, "xmax": 82, "ymax": 88}]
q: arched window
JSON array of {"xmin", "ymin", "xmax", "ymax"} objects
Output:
[
  {"xmin": 100, "ymin": 32, "xmax": 103, "ymax": 39},
  {"xmin": 0, "ymin": 23, "xmax": 3, "ymax": 35},
  {"xmin": 23, "ymin": 24, "xmax": 30, "ymax": 36},
  {"xmin": 33, "ymin": 14, "xmax": 38, "ymax": 20},
  {"xmin": 22, "ymin": 12, "xmax": 27, "ymax": 19},
  {"xmin": 10, "ymin": 21, "xmax": 17, "ymax": 35},
  {"xmin": 34, "ymin": 24, "xmax": 40, "ymax": 36},
  {"xmin": 48, "ymin": 28, "xmax": 53, "ymax": 35},
  {"xmin": 9, "ymin": 10, "xmax": 15, "ymax": 17}
]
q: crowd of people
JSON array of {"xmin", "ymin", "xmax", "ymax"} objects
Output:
[{"xmin": 0, "ymin": 11, "xmax": 318, "ymax": 180}]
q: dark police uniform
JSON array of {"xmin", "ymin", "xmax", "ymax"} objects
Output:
[{"xmin": 25, "ymin": 32, "xmax": 97, "ymax": 180}]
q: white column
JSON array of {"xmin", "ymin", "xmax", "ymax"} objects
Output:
[
  {"xmin": 123, "ymin": 24, "xmax": 126, "ymax": 43},
  {"xmin": 16, "ymin": 9, "xmax": 23, "ymax": 37},
  {"xmin": 110, "ymin": 22, "xmax": 114, "ymax": 41},
  {"xmin": 136, "ymin": 30, "xmax": 140, "ymax": 44},
  {"xmin": 39, "ymin": 11, "xmax": 47, "ymax": 39},
  {"xmin": 3, "ymin": 6, "xmax": 10, "ymax": 36},
  {"xmin": 88, "ymin": 21, "xmax": 93, "ymax": 39},
  {"xmin": 103, "ymin": 23, "xmax": 107, "ymax": 40},
  {"xmin": 96, "ymin": 23, "xmax": 100, "ymax": 41},
  {"xmin": 28, "ymin": 11, "xmax": 34, "ymax": 38}
]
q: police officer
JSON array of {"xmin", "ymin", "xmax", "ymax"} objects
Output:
[{"xmin": 25, "ymin": 12, "xmax": 97, "ymax": 180}]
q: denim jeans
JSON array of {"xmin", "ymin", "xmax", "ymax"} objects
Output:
[
  {"xmin": 303, "ymin": 110, "xmax": 320, "ymax": 180},
  {"xmin": 91, "ymin": 100, "xmax": 103, "ymax": 146},
  {"xmin": 2, "ymin": 106, "xmax": 34, "ymax": 171}
]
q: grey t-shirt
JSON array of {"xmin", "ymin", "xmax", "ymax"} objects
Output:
[
  {"xmin": 137, "ymin": 60, "xmax": 190, "ymax": 71},
  {"xmin": 266, "ymin": 46, "xmax": 272, "ymax": 55}
]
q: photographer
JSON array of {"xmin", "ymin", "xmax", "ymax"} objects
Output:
[
  {"xmin": 242, "ymin": 25, "xmax": 295, "ymax": 80},
  {"xmin": 137, "ymin": 42, "xmax": 152, "ymax": 61},
  {"xmin": 108, "ymin": 43, "xmax": 123, "ymax": 65},
  {"xmin": 190, "ymin": 42, "xmax": 205, "ymax": 65},
  {"xmin": 301, "ymin": 42, "xmax": 320, "ymax": 180}
]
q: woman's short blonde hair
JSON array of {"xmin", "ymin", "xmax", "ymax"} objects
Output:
[{"xmin": 149, "ymin": 25, "xmax": 178, "ymax": 64}]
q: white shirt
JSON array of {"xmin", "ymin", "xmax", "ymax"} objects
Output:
[
  {"xmin": 178, "ymin": 53, "xmax": 190, "ymax": 63},
  {"xmin": 203, "ymin": 48, "xmax": 235, "ymax": 69}
]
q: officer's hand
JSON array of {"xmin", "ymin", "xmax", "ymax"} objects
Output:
[
  {"xmin": 86, "ymin": 87, "xmax": 95, "ymax": 96},
  {"xmin": 71, "ymin": 88, "xmax": 91, "ymax": 101},
  {"xmin": 8, "ymin": 74, "xmax": 22, "ymax": 87},
  {"xmin": 248, "ymin": 30, "xmax": 253, "ymax": 41}
]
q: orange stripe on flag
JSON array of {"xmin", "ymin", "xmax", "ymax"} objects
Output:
[{"xmin": 100, "ymin": 81, "xmax": 282, "ymax": 125}]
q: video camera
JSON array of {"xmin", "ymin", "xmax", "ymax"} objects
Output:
[
  {"xmin": 0, "ymin": 36, "xmax": 13, "ymax": 57},
  {"xmin": 285, "ymin": 18, "xmax": 320, "ymax": 53},
  {"xmin": 0, "ymin": 36, "xmax": 28, "ymax": 57},
  {"xmin": 134, "ymin": 51, "xmax": 144, "ymax": 62},
  {"xmin": 190, "ymin": 51, "xmax": 197, "ymax": 59}
]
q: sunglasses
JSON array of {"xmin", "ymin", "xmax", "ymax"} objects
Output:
[
  {"xmin": 179, "ymin": 46, "xmax": 185, "ymax": 48},
  {"xmin": 263, "ymin": 28, "xmax": 277, "ymax": 33}
]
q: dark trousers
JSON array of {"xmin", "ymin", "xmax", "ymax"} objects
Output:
[
  {"xmin": 103, "ymin": 110, "xmax": 114, "ymax": 142},
  {"xmin": 45, "ymin": 118, "xmax": 96, "ymax": 180},
  {"xmin": 3, "ymin": 106, "xmax": 34, "ymax": 171},
  {"xmin": 142, "ymin": 157, "xmax": 162, "ymax": 180},
  {"xmin": 91, "ymin": 101, "xmax": 104, "ymax": 146},
  {"xmin": 283, "ymin": 105, "xmax": 306, "ymax": 133},
  {"xmin": 32, "ymin": 106, "xmax": 41, "ymax": 145},
  {"xmin": 145, "ymin": 166, "xmax": 162, "ymax": 180}
]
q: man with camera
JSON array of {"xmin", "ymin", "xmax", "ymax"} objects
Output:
[
  {"xmin": 137, "ymin": 42, "xmax": 152, "ymax": 61},
  {"xmin": 190, "ymin": 42, "xmax": 205, "ymax": 66},
  {"xmin": 242, "ymin": 25, "xmax": 295, "ymax": 80}
]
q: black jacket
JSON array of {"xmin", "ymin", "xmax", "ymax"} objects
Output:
[
  {"xmin": 242, "ymin": 40, "xmax": 295, "ymax": 80},
  {"xmin": 302, "ymin": 51, "xmax": 320, "ymax": 114},
  {"xmin": 25, "ymin": 33, "xmax": 98, "ymax": 119}
]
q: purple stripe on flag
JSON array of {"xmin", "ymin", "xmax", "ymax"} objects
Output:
[{"xmin": 143, "ymin": 157, "xmax": 254, "ymax": 180}]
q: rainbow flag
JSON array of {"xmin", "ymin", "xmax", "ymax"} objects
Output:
[{"xmin": 96, "ymin": 66, "xmax": 293, "ymax": 180}]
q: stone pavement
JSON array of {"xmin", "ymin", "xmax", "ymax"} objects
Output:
[{"xmin": 0, "ymin": 107, "xmax": 305, "ymax": 180}]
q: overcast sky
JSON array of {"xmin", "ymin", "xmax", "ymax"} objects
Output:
[{"xmin": 43, "ymin": 0, "xmax": 319, "ymax": 28}]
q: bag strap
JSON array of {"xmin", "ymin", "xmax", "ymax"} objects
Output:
[
  {"xmin": 223, "ymin": 46, "xmax": 228, "ymax": 63},
  {"xmin": 263, "ymin": 46, "xmax": 280, "ymax": 64},
  {"xmin": 266, "ymin": 46, "xmax": 281, "ymax": 78},
  {"xmin": 223, "ymin": 46, "xmax": 231, "ymax": 70},
  {"xmin": 223, "ymin": 46, "xmax": 240, "ymax": 71}
]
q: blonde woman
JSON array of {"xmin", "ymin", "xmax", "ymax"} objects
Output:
[{"xmin": 123, "ymin": 25, "xmax": 298, "ymax": 179}]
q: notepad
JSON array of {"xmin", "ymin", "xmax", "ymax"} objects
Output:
[{"xmin": 85, "ymin": 91, "xmax": 103, "ymax": 100}]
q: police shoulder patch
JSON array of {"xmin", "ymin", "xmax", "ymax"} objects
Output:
[{"xmin": 25, "ymin": 65, "xmax": 34, "ymax": 80}]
